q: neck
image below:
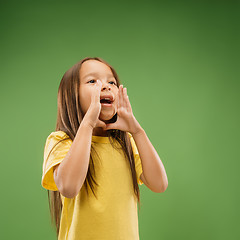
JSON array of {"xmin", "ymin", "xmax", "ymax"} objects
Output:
[
  {"xmin": 92, "ymin": 127, "xmax": 108, "ymax": 137},
  {"xmin": 92, "ymin": 113, "xmax": 117, "ymax": 136}
]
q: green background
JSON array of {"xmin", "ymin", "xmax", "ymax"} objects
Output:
[{"xmin": 1, "ymin": 0, "xmax": 239, "ymax": 239}]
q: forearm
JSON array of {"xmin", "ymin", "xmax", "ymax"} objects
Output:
[
  {"xmin": 132, "ymin": 128, "xmax": 168, "ymax": 192},
  {"xmin": 55, "ymin": 119, "xmax": 93, "ymax": 198}
]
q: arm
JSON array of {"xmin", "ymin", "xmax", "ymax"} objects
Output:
[
  {"xmin": 53, "ymin": 119, "xmax": 93, "ymax": 198},
  {"xmin": 132, "ymin": 127, "xmax": 168, "ymax": 193},
  {"xmin": 103, "ymin": 85, "xmax": 168, "ymax": 193},
  {"xmin": 53, "ymin": 80, "xmax": 106, "ymax": 198}
]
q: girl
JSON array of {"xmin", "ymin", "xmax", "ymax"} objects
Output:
[{"xmin": 41, "ymin": 57, "xmax": 168, "ymax": 240}]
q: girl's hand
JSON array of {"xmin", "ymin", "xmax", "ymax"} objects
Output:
[
  {"xmin": 105, "ymin": 85, "xmax": 142, "ymax": 134},
  {"xmin": 82, "ymin": 80, "xmax": 107, "ymax": 129}
]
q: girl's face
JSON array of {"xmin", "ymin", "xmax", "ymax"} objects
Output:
[{"xmin": 79, "ymin": 60, "xmax": 119, "ymax": 121}]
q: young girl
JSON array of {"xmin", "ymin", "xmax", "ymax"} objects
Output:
[{"xmin": 41, "ymin": 57, "xmax": 168, "ymax": 240}]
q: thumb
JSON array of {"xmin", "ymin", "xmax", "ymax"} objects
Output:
[
  {"xmin": 105, "ymin": 122, "xmax": 118, "ymax": 131},
  {"xmin": 95, "ymin": 119, "xmax": 107, "ymax": 129}
]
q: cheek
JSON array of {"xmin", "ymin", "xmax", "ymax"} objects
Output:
[
  {"xmin": 80, "ymin": 87, "xmax": 92, "ymax": 100},
  {"xmin": 79, "ymin": 89, "xmax": 91, "ymax": 112}
]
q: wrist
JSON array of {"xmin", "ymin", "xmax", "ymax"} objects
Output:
[
  {"xmin": 130, "ymin": 116, "xmax": 143, "ymax": 136},
  {"xmin": 131, "ymin": 127, "xmax": 144, "ymax": 137},
  {"xmin": 80, "ymin": 118, "xmax": 95, "ymax": 131}
]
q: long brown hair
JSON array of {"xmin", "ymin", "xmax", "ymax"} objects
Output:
[{"xmin": 46, "ymin": 57, "xmax": 142, "ymax": 237}]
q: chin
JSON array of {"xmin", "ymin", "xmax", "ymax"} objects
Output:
[{"xmin": 99, "ymin": 112, "xmax": 117, "ymax": 123}]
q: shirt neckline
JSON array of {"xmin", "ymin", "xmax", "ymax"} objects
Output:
[{"xmin": 91, "ymin": 135, "xmax": 111, "ymax": 143}]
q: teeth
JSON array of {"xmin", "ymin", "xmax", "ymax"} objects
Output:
[{"xmin": 101, "ymin": 98, "xmax": 111, "ymax": 101}]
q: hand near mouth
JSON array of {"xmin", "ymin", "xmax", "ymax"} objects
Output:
[{"xmin": 104, "ymin": 85, "xmax": 142, "ymax": 135}]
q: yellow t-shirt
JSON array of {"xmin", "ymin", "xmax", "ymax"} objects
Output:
[{"xmin": 41, "ymin": 130, "xmax": 143, "ymax": 240}]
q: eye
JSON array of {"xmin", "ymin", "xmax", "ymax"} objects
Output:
[
  {"xmin": 109, "ymin": 81, "xmax": 117, "ymax": 85},
  {"xmin": 88, "ymin": 79, "xmax": 96, "ymax": 84}
]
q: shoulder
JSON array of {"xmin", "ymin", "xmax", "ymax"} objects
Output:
[
  {"xmin": 43, "ymin": 131, "xmax": 72, "ymax": 162},
  {"xmin": 44, "ymin": 131, "xmax": 72, "ymax": 152},
  {"xmin": 126, "ymin": 132, "xmax": 135, "ymax": 145},
  {"xmin": 45, "ymin": 131, "xmax": 71, "ymax": 144},
  {"xmin": 126, "ymin": 132, "xmax": 136, "ymax": 148},
  {"xmin": 127, "ymin": 132, "xmax": 133, "ymax": 138},
  {"xmin": 47, "ymin": 130, "xmax": 70, "ymax": 141},
  {"xmin": 126, "ymin": 132, "xmax": 134, "ymax": 144}
]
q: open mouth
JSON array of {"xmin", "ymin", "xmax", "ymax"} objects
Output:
[
  {"xmin": 100, "ymin": 98, "xmax": 113, "ymax": 107},
  {"xmin": 100, "ymin": 94, "xmax": 114, "ymax": 108}
]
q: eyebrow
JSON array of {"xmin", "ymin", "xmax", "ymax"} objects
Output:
[{"xmin": 82, "ymin": 72, "xmax": 114, "ymax": 79}]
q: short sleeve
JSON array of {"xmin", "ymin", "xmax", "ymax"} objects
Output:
[
  {"xmin": 41, "ymin": 131, "xmax": 72, "ymax": 191},
  {"xmin": 128, "ymin": 132, "xmax": 143, "ymax": 185}
]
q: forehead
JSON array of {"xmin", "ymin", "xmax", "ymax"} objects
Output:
[{"xmin": 79, "ymin": 60, "xmax": 113, "ymax": 79}]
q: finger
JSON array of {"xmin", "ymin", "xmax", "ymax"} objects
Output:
[
  {"xmin": 91, "ymin": 80, "xmax": 102, "ymax": 105},
  {"xmin": 124, "ymin": 87, "xmax": 131, "ymax": 111},
  {"xmin": 116, "ymin": 88, "xmax": 120, "ymax": 109},
  {"xmin": 123, "ymin": 87, "xmax": 128, "ymax": 108},
  {"xmin": 95, "ymin": 80, "xmax": 102, "ymax": 99},
  {"xmin": 119, "ymin": 85, "xmax": 124, "ymax": 107}
]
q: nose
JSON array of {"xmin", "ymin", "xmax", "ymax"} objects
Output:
[{"xmin": 101, "ymin": 82, "xmax": 111, "ymax": 91}]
